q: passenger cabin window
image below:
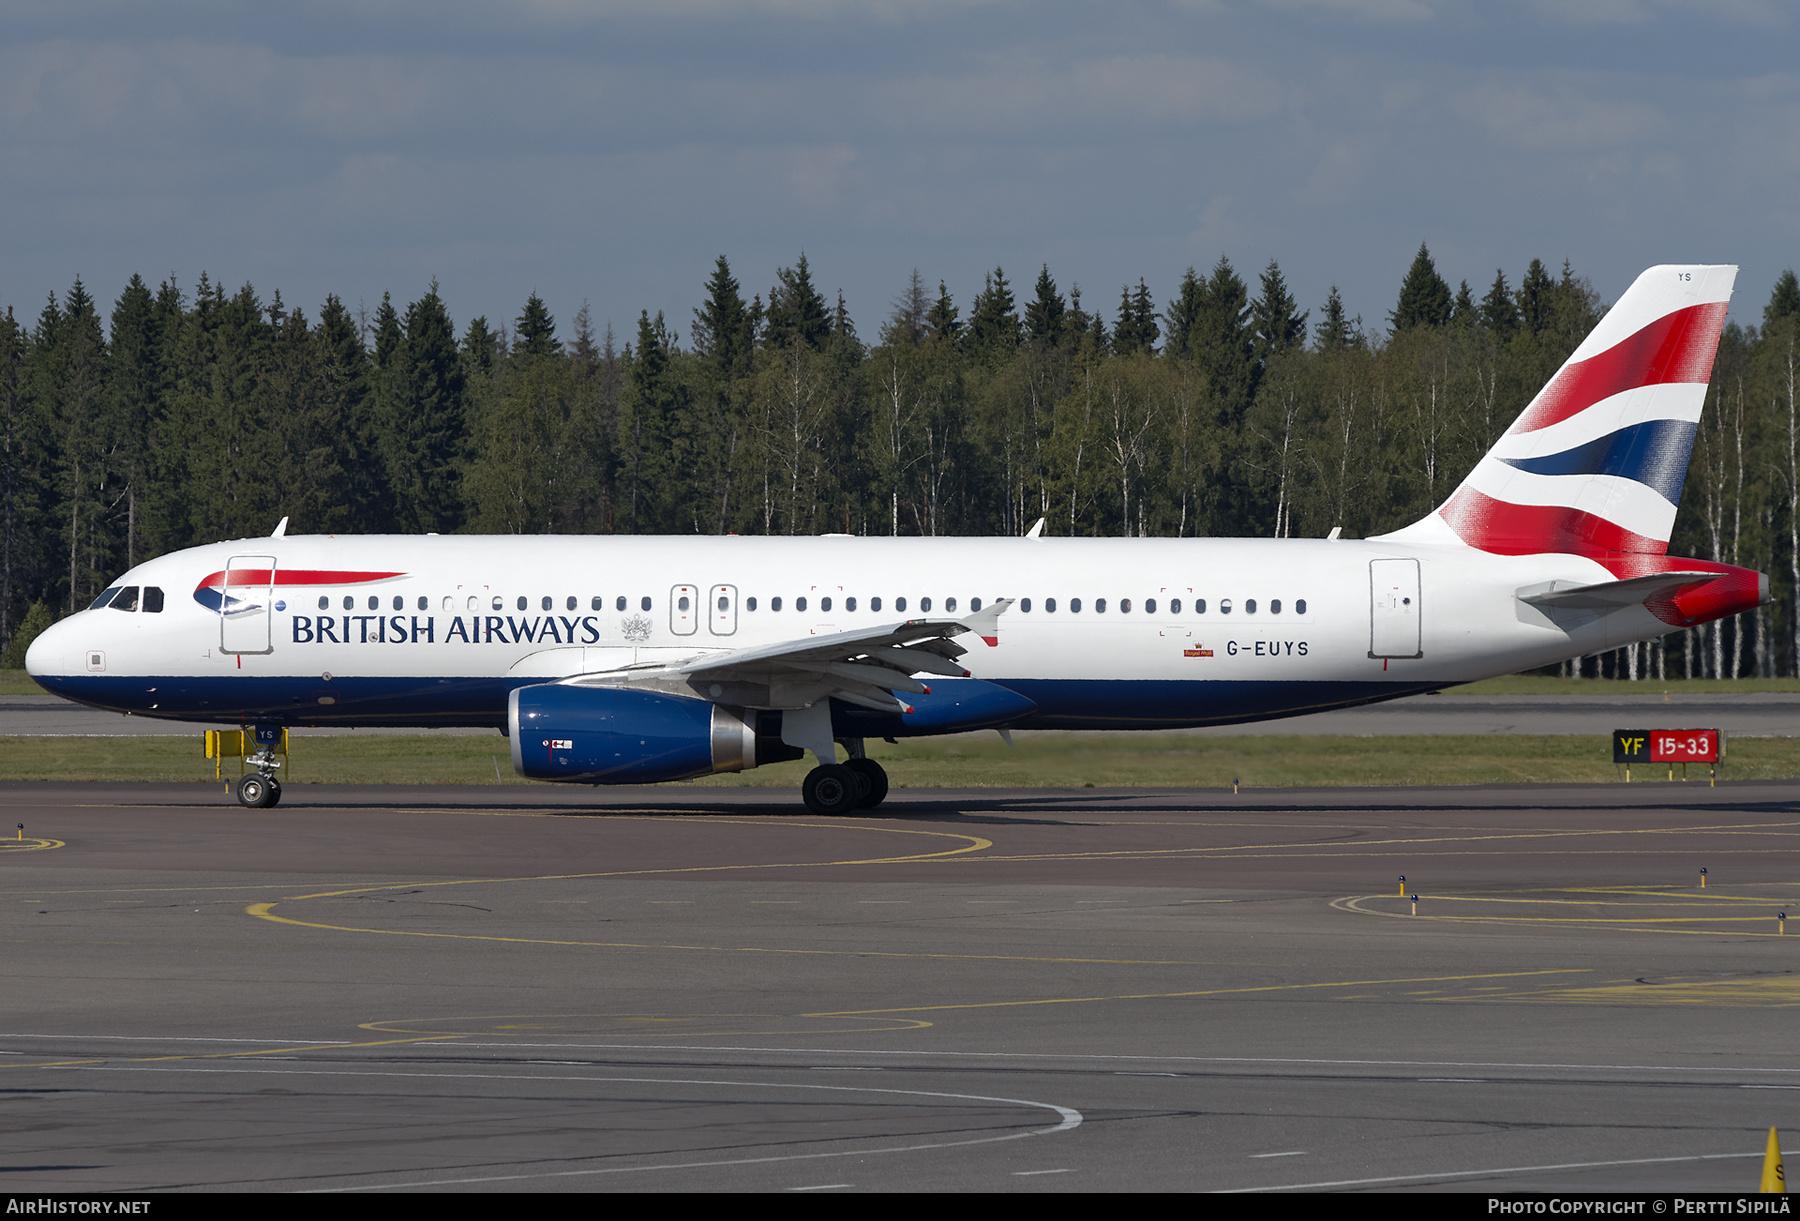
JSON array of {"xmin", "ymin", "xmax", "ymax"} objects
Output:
[
  {"xmin": 1021, "ymin": 598, "xmax": 1032, "ymax": 612},
  {"xmin": 1271, "ymin": 599, "xmax": 1282, "ymax": 614},
  {"xmin": 91, "ymin": 587, "xmax": 121, "ymax": 610},
  {"xmin": 1246, "ymin": 599, "xmax": 1257, "ymax": 614},
  {"xmin": 846, "ymin": 596, "xmax": 857, "ymax": 612},
  {"xmin": 1096, "ymin": 598, "xmax": 1107, "ymax": 613},
  {"xmin": 368, "ymin": 595, "xmax": 380, "ymax": 611},
  {"xmin": 1120, "ymin": 599, "xmax": 1132, "ymax": 613},
  {"xmin": 1046, "ymin": 597, "xmax": 1056, "ymax": 612},
  {"xmin": 797, "ymin": 596, "xmax": 808, "ymax": 612},
  {"xmin": 971, "ymin": 597, "xmax": 981, "ymax": 611},
  {"xmin": 870, "ymin": 596, "xmax": 881, "ymax": 612},
  {"xmin": 143, "ymin": 587, "xmax": 164, "ymax": 613},
  {"xmin": 1196, "ymin": 599, "xmax": 1206, "ymax": 614},
  {"xmin": 821, "ymin": 596, "xmax": 833, "ymax": 612},
  {"xmin": 678, "ymin": 594, "xmax": 691, "ymax": 611},
  {"xmin": 640, "ymin": 596, "xmax": 652, "ymax": 611},
  {"xmin": 566, "ymin": 596, "xmax": 577, "ymax": 611},
  {"xmin": 393, "ymin": 595, "xmax": 404, "ymax": 611},
  {"xmin": 921, "ymin": 597, "xmax": 932, "ymax": 612},
  {"xmin": 492, "ymin": 596, "xmax": 504, "ymax": 611},
  {"xmin": 112, "ymin": 587, "xmax": 140, "ymax": 612},
  {"xmin": 1220, "ymin": 599, "xmax": 1232, "ymax": 614},
  {"xmin": 1070, "ymin": 598, "xmax": 1082, "ymax": 613},
  {"xmin": 418, "ymin": 596, "xmax": 429, "ymax": 611},
  {"xmin": 946, "ymin": 597, "xmax": 957, "ymax": 612},
  {"xmin": 1169, "ymin": 598, "xmax": 1181, "ymax": 614},
  {"xmin": 616, "ymin": 596, "xmax": 627, "ymax": 611},
  {"xmin": 895, "ymin": 596, "xmax": 907, "ymax": 612},
  {"xmin": 318, "ymin": 595, "xmax": 330, "ymax": 611},
  {"xmin": 517, "ymin": 596, "xmax": 528, "ymax": 611},
  {"xmin": 541, "ymin": 596, "xmax": 553, "ymax": 611},
  {"xmin": 591, "ymin": 596, "xmax": 604, "ymax": 611},
  {"xmin": 772, "ymin": 596, "xmax": 783, "ymax": 611},
  {"xmin": 748, "ymin": 596, "xmax": 758, "ymax": 611},
  {"xmin": 344, "ymin": 596, "xmax": 355, "ymax": 611},
  {"xmin": 1296, "ymin": 599, "xmax": 1307, "ymax": 615},
  {"xmin": 1145, "ymin": 598, "xmax": 1156, "ymax": 614}
]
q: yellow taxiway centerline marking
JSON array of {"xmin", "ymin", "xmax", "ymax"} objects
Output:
[
  {"xmin": 242, "ymin": 903, "xmax": 1232, "ymax": 966},
  {"xmin": 4, "ymin": 1033, "xmax": 466, "ymax": 1071},
  {"xmin": 802, "ymin": 969, "xmax": 1590, "ymax": 1018}
]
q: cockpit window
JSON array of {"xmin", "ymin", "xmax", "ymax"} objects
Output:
[
  {"xmin": 142, "ymin": 587, "xmax": 165, "ymax": 613},
  {"xmin": 112, "ymin": 586, "xmax": 141, "ymax": 612},
  {"xmin": 90, "ymin": 587, "xmax": 122, "ymax": 610}
]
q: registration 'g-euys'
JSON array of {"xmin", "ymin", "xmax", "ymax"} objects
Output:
[{"xmin": 27, "ymin": 265, "xmax": 1764, "ymax": 813}]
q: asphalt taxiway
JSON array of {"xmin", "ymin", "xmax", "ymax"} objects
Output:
[{"xmin": 1, "ymin": 780, "xmax": 1796, "ymax": 1193}]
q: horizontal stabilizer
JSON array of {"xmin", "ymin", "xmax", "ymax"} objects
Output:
[{"xmin": 1517, "ymin": 571, "xmax": 1719, "ymax": 611}]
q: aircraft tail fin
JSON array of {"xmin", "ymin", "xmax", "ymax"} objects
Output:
[{"xmin": 1384, "ymin": 264, "xmax": 1736, "ymax": 558}]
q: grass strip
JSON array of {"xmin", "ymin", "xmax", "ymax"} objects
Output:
[{"xmin": 1, "ymin": 732, "xmax": 1791, "ymax": 789}]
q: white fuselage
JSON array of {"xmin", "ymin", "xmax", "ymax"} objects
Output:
[{"xmin": 26, "ymin": 533, "xmax": 1650, "ymax": 731}]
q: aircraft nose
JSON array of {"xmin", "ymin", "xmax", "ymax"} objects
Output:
[{"xmin": 23, "ymin": 618, "xmax": 68, "ymax": 680}]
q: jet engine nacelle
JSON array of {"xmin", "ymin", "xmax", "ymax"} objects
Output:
[{"xmin": 508, "ymin": 684, "xmax": 795, "ymax": 783}]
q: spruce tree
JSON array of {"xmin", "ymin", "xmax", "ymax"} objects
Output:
[
  {"xmin": 883, "ymin": 269, "xmax": 930, "ymax": 348},
  {"xmin": 1023, "ymin": 264, "xmax": 1065, "ymax": 348},
  {"xmin": 1163, "ymin": 267, "xmax": 1204, "ymax": 360},
  {"xmin": 1766, "ymin": 269, "xmax": 1800, "ymax": 331},
  {"xmin": 1314, "ymin": 286, "xmax": 1352, "ymax": 352},
  {"xmin": 1450, "ymin": 279, "xmax": 1476, "ymax": 328},
  {"xmin": 692, "ymin": 256, "xmax": 752, "ymax": 376},
  {"xmin": 1516, "ymin": 258, "xmax": 1553, "ymax": 336},
  {"xmin": 764, "ymin": 253, "xmax": 830, "ymax": 351},
  {"xmin": 1113, "ymin": 284, "xmax": 1142, "ymax": 355},
  {"xmin": 926, "ymin": 281, "xmax": 961, "ymax": 346},
  {"xmin": 514, "ymin": 293, "xmax": 559, "ymax": 357},
  {"xmin": 1251, "ymin": 260, "xmax": 1307, "ymax": 357},
  {"xmin": 1479, "ymin": 270, "xmax": 1519, "ymax": 339},
  {"xmin": 967, "ymin": 267, "xmax": 1021, "ymax": 359},
  {"xmin": 1195, "ymin": 257, "xmax": 1254, "ymax": 406},
  {"xmin": 1390, "ymin": 243, "xmax": 1452, "ymax": 330}
]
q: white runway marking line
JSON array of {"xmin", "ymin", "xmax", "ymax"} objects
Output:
[
  {"xmin": 35, "ymin": 1062, "xmax": 1083, "ymax": 1192},
  {"xmin": 1012, "ymin": 1169, "xmax": 1072, "ymax": 1176},
  {"xmin": 788, "ymin": 1184, "xmax": 851, "ymax": 1191},
  {"xmin": 1227, "ymin": 1150, "xmax": 1762, "ymax": 1193},
  {"xmin": 1249, "ymin": 1152, "xmax": 1306, "ymax": 1159}
]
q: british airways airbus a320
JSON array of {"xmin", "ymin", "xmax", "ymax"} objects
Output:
[{"xmin": 26, "ymin": 265, "xmax": 1766, "ymax": 813}]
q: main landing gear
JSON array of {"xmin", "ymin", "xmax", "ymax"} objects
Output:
[{"xmin": 801, "ymin": 744, "xmax": 889, "ymax": 816}]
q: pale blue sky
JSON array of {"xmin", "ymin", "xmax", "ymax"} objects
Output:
[{"xmin": 3, "ymin": 0, "xmax": 1794, "ymax": 341}]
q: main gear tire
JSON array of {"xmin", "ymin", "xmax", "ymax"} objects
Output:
[
  {"xmin": 845, "ymin": 758, "xmax": 889, "ymax": 809},
  {"xmin": 802, "ymin": 764, "xmax": 860, "ymax": 816}
]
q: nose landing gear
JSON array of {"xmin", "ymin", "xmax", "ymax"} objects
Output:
[
  {"xmin": 234, "ymin": 725, "xmax": 285, "ymax": 809},
  {"xmin": 237, "ymin": 773, "xmax": 281, "ymax": 809}
]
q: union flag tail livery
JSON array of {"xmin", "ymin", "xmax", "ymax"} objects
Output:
[
  {"xmin": 1397, "ymin": 264, "xmax": 1734, "ymax": 559},
  {"xmin": 1385, "ymin": 264, "xmax": 1763, "ymax": 630},
  {"xmin": 25, "ymin": 263, "xmax": 1771, "ymax": 813}
]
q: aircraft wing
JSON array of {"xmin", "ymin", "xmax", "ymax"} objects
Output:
[{"xmin": 563, "ymin": 600, "xmax": 1014, "ymax": 713}]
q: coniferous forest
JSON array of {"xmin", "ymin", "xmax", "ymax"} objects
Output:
[{"xmin": 4, "ymin": 246, "xmax": 1799, "ymax": 680}]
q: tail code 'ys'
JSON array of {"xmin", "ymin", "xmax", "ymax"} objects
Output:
[{"xmin": 1437, "ymin": 264, "xmax": 1735, "ymax": 557}]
